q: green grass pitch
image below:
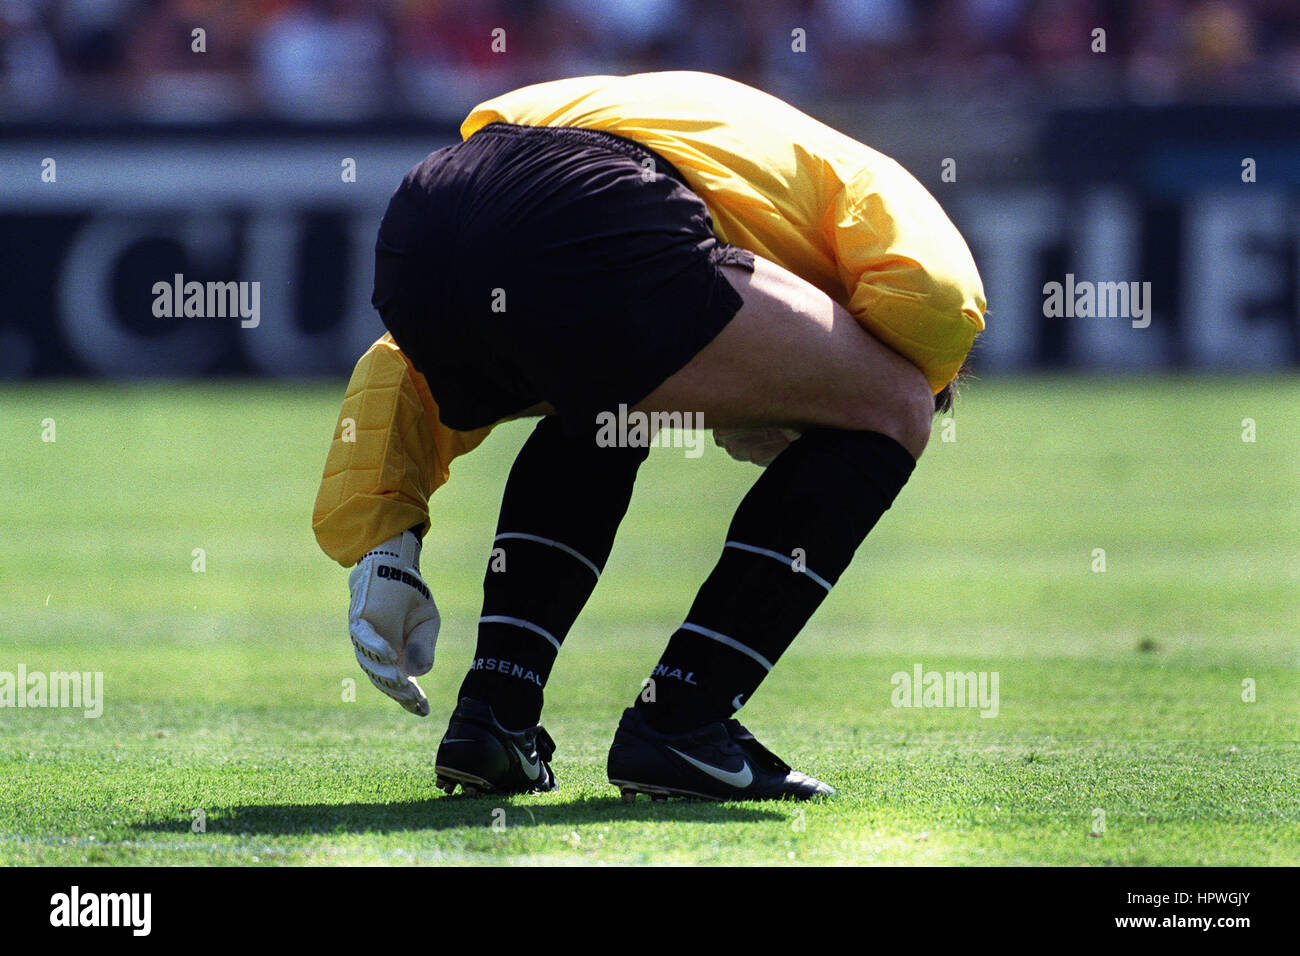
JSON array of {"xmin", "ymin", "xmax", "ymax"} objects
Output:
[{"xmin": 1, "ymin": 375, "xmax": 1297, "ymax": 865}]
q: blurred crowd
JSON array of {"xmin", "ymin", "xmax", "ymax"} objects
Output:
[{"xmin": 3, "ymin": 0, "xmax": 1299, "ymax": 120}]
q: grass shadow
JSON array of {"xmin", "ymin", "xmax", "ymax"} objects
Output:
[{"xmin": 133, "ymin": 794, "xmax": 790, "ymax": 836}]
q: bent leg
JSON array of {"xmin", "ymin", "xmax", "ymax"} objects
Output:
[
  {"xmin": 634, "ymin": 256, "xmax": 935, "ymax": 459},
  {"xmin": 458, "ymin": 416, "xmax": 648, "ymax": 728},
  {"xmin": 632, "ymin": 256, "xmax": 937, "ymax": 733}
]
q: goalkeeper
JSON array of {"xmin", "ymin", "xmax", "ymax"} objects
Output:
[{"xmin": 314, "ymin": 71, "xmax": 985, "ymax": 801}]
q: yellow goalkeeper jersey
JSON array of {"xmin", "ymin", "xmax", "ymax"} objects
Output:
[{"xmin": 314, "ymin": 71, "xmax": 986, "ymax": 566}]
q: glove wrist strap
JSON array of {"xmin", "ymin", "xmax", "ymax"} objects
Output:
[{"xmin": 361, "ymin": 528, "xmax": 422, "ymax": 568}]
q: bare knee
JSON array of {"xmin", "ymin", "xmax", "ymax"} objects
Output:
[
  {"xmin": 894, "ymin": 371, "xmax": 937, "ymax": 460},
  {"xmin": 841, "ymin": 364, "xmax": 934, "ymax": 461}
]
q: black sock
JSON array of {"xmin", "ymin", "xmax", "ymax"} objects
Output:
[
  {"xmin": 636, "ymin": 428, "xmax": 916, "ymax": 733},
  {"xmin": 458, "ymin": 416, "xmax": 647, "ymax": 729}
]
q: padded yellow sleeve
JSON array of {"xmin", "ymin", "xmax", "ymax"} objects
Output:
[
  {"xmin": 832, "ymin": 168, "xmax": 986, "ymax": 394},
  {"xmin": 312, "ymin": 334, "xmax": 495, "ymax": 567}
]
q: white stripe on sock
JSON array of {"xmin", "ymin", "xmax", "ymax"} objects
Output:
[
  {"xmin": 495, "ymin": 532, "xmax": 601, "ymax": 580},
  {"xmin": 679, "ymin": 622, "xmax": 774, "ymax": 672},
  {"xmin": 479, "ymin": 615, "xmax": 561, "ymax": 652},
  {"xmin": 723, "ymin": 540, "xmax": 833, "ymax": 593}
]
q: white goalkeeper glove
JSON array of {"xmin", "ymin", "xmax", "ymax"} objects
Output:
[
  {"xmin": 713, "ymin": 426, "xmax": 803, "ymax": 466},
  {"xmin": 348, "ymin": 529, "xmax": 439, "ymax": 716}
]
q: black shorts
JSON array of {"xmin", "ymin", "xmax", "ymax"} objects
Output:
[{"xmin": 371, "ymin": 123, "xmax": 754, "ymax": 433}]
